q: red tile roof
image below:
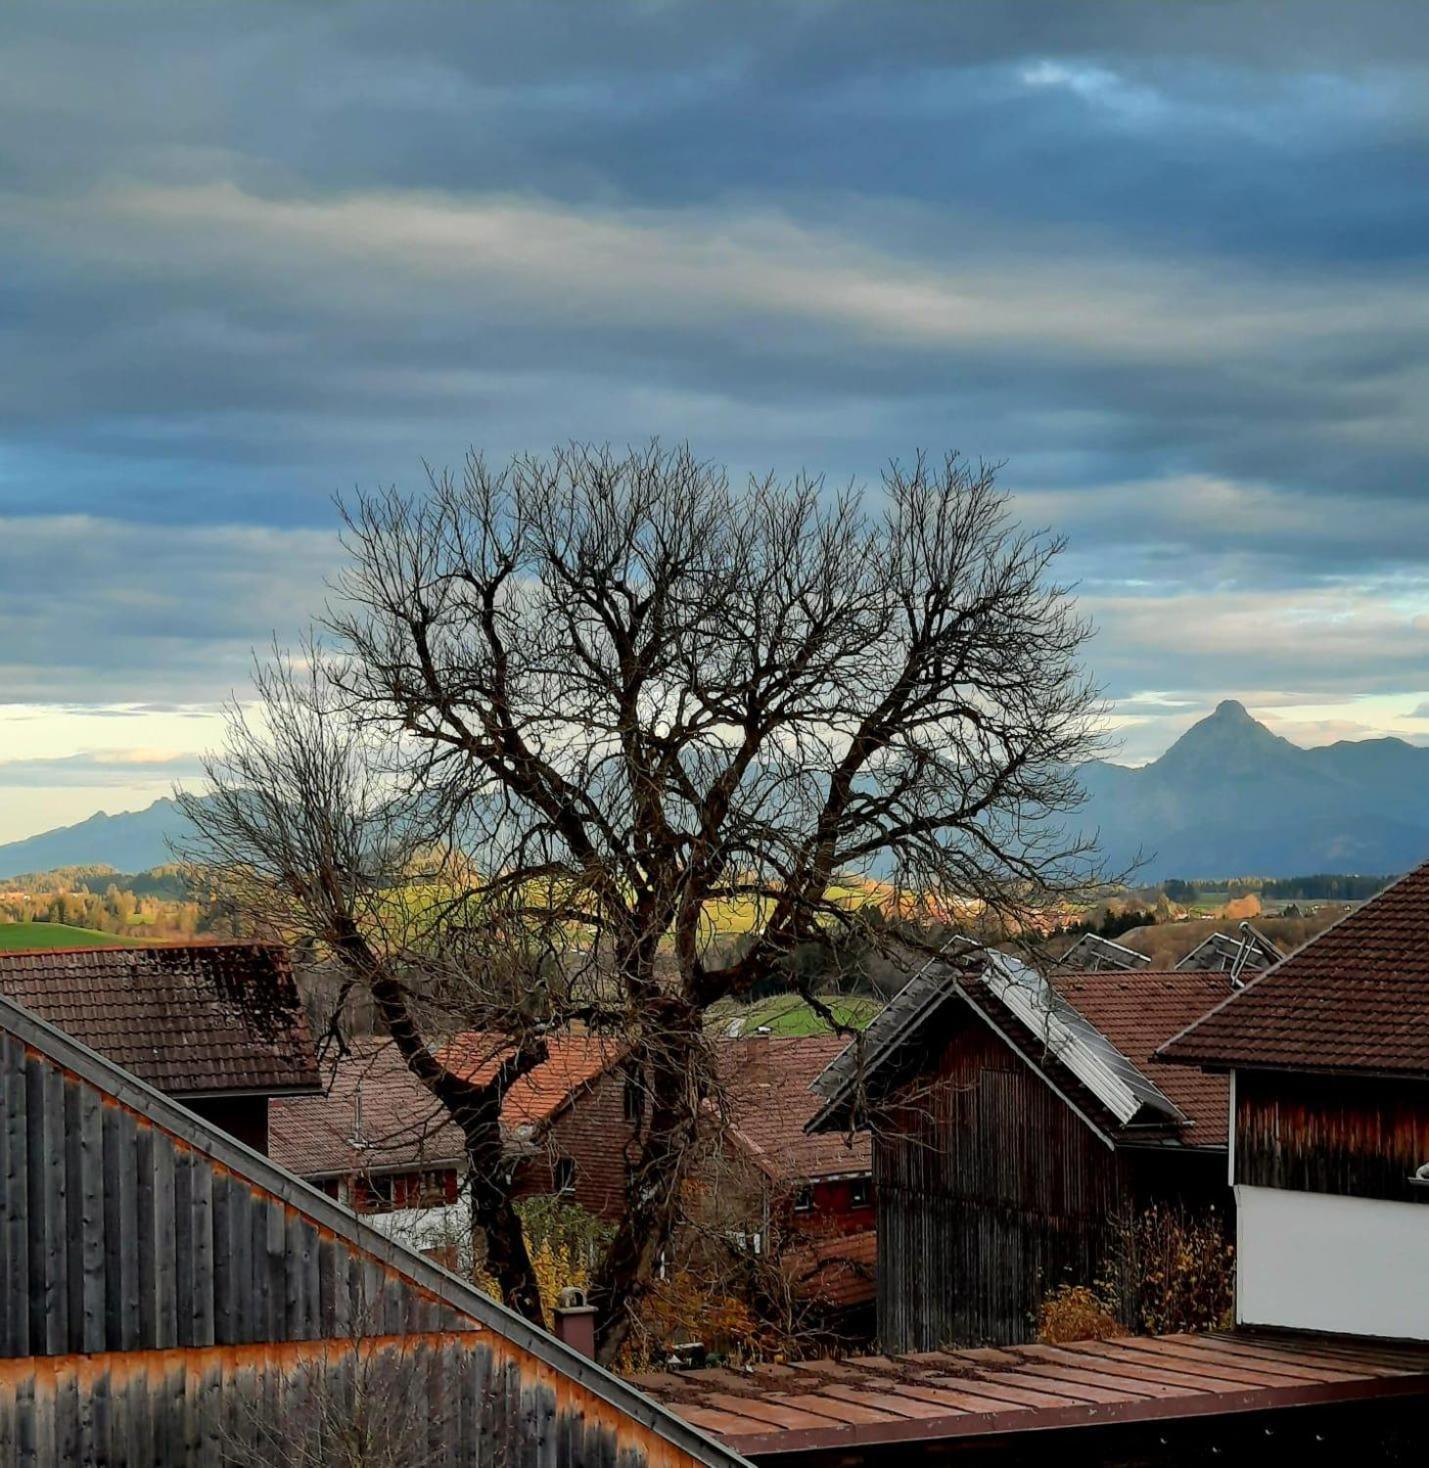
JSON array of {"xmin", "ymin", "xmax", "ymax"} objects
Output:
[
  {"xmin": 1160, "ymin": 861, "xmax": 1429, "ymax": 1076},
  {"xmin": 784, "ymin": 1229, "xmax": 877, "ymax": 1309},
  {"xmin": 1046, "ymin": 970, "xmax": 1235, "ymax": 1147},
  {"xmin": 437, "ymin": 1032, "xmax": 624, "ymax": 1134},
  {"xmin": 0, "ymin": 941, "xmax": 319, "ymax": 1097},
  {"xmin": 716, "ymin": 1036, "xmax": 871, "ymax": 1183},
  {"xmin": 270, "ymin": 1031, "xmax": 622, "ymax": 1178}
]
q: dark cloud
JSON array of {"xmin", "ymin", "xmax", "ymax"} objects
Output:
[{"xmin": 0, "ymin": 0, "xmax": 1426, "ymax": 738}]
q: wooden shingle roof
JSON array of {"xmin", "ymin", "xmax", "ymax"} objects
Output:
[
  {"xmin": 1160, "ymin": 861, "xmax": 1429, "ymax": 1076},
  {"xmin": 0, "ymin": 941, "xmax": 319, "ymax": 1097}
]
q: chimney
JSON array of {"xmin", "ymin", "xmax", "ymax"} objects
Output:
[{"xmin": 552, "ymin": 1286, "xmax": 597, "ymax": 1359}]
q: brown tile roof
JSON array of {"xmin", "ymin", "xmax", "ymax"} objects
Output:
[
  {"xmin": 784, "ymin": 1228, "xmax": 877, "ymax": 1309},
  {"xmin": 626, "ymin": 1331, "xmax": 1429, "ymax": 1456},
  {"xmin": 1160, "ymin": 861, "xmax": 1429, "ymax": 1076},
  {"xmin": 716, "ymin": 1036, "xmax": 871, "ymax": 1183},
  {"xmin": 1046, "ymin": 971, "xmax": 1234, "ymax": 1147},
  {"xmin": 437, "ymin": 1032, "xmax": 624, "ymax": 1134},
  {"xmin": 270, "ymin": 1031, "xmax": 622, "ymax": 1178},
  {"xmin": 0, "ymin": 941, "xmax": 319, "ymax": 1097}
]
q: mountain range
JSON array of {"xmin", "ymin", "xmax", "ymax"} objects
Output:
[
  {"xmin": 0, "ymin": 796, "xmax": 196, "ymax": 881},
  {"xmin": 1, "ymin": 702, "xmax": 1427, "ymax": 882},
  {"xmin": 1076, "ymin": 700, "xmax": 1429, "ymax": 880}
]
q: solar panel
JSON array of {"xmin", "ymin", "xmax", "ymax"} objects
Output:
[{"xmin": 981, "ymin": 953, "xmax": 1186, "ymax": 1127}]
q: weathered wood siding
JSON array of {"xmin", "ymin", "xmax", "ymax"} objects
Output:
[
  {"xmin": 0, "ymin": 1333, "xmax": 665, "ymax": 1468},
  {"xmin": 0, "ymin": 1015, "xmax": 739, "ymax": 1468},
  {"xmin": 0, "ymin": 1032, "xmax": 464, "ymax": 1358},
  {"xmin": 1236, "ymin": 1068, "xmax": 1429, "ymax": 1203},
  {"xmin": 874, "ymin": 1018, "xmax": 1127, "ymax": 1350}
]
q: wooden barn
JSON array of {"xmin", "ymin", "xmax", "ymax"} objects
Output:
[
  {"xmin": 0, "ymin": 991, "xmax": 745, "ymax": 1467},
  {"xmin": 809, "ymin": 955, "xmax": 1235, "ymax": 1351},
  {"xmin": 0, "ymin": 942, "xmax": 321, "ymax": 1153},
  {"xmin": 1161, "ymin": 859, "xmax": 1429, "ymax": 1343}
]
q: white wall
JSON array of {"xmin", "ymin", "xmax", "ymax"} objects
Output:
[
  {"xmin": 365, "ymin": 1199, "xmax": 474, "ymax": 1261},
  {"xmin": 1237, "ymin": 1184, "xmax": 1429, "ymax": 1340}
]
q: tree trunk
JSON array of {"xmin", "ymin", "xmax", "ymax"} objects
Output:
[
  {"xmin": 588, "ymin": 1015, "xmax": 704, "ymax": 1365},
  {"xmin": 467, "ymin": 1129, "xmax": 546, "ymax": 1328}
]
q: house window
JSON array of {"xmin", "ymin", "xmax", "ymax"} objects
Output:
[
  {"xmin": 555, "ymin": 1156, "xmax": 577, "ymax": 1194},
  {"xmin": 362, "ymin": 1173, "xmax": 398, "ymax": 1212},
  {"xmin": 413, "ymin": 1170, "xmax": 452, "ymax": 1207},
  {"xmin": 793, "ymin": 1184, "xmax": 815, "ymax": 1214},
  {"xmin": 623, "ymin": 1067, "xmax": 644, "ymax": 1126},
  {"xmin": 850, "ymin": 1177, "xmax": 871, "ymax": 1208}
]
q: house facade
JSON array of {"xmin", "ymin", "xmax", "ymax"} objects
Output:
[
  {"xmin": 810, "ymin": 955, "xmax": 1234, "ymax": 1349},
  {"xmin": 702, "ymin": 1035, "xmax": 876, "ymax": 1335},
  {"xmin": 270, "ymin": 1032, "xmax": 630, "ymax": 1256},
  {"xmin": 1162, "ymin": 861, "xmax": 1429, "ymax": 1342}
]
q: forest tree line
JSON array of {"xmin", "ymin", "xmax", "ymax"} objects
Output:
[{"xmin": 0, "ymin": 864, "xmax": 238, "ymax": 939}]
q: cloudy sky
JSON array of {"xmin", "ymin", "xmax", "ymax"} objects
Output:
[{"xmin": 3, "ymin": 1, "xmax": 1428, "ymax": 843}]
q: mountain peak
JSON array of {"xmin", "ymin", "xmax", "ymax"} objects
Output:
[{"xmin": 1155, "ymin": 697, "xmax": 1294, "ymax": 777}]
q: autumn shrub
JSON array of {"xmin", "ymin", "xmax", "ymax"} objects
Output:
[
  {"xmin": 1036, "ymin": 1283, "xmax": 1123, "ymax": 1344},
  {"xmin": 1118, "ymin": 1203, "xmax": 1235, "ymax": 1335}
]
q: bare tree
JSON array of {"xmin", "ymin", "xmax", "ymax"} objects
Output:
[{"xmin": 180, "ymin": 442, "xmax": 1104, "ymax": 1363}]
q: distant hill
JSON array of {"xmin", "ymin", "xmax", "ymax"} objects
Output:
[
  {"xmin": 0, "ymin": 797, "xmax": 198, "ymax": 881},
  {"xmin": 1077, "ymin": 701, "xmax": 1429, "ymax": 880}
]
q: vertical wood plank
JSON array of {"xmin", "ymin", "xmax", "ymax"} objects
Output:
[
  {"xmin": 135, "ymin": 1123, "xmax": 157, "ymax": 1349},
  {"xmin": 78, "ymin": 1083, "xmax": 106, "ymax": 1353},
  {"xmin": 42, "ymin": 1064, "xmax": 69, "ymax": 1354},
  {"xmin": 173, "ymin": 1145, "xmax": 194, "ymax": 1348},
  {"xmin": 4, "ymin": 1039, "xmax": 29, "ymax": 1356},
  {"xmin": 190, "ymin": 1154, "xmax": 215, "ymax": 1348},
  {"xmin": 152, "ymin": 1129, "xmax": 177, "ymax": 1349}
]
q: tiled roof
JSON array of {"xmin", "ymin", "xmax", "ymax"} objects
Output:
[
  {"xmin": 0, "ymin": 941, "xmax": 319, "ymax": 1097},
  {"xmin": 1044, "ymin": 970, "xmax": 1234, "ymax": 1146},
  {"xmin": 1160, "ymin": 861, "xmax": 1429, "ymax": 1075},
  {"xmin": 627, "ymin": 1331, "xmax": 1429, "ymax": 1457},
  {"xmin": 437, "ymin": 1031, "xmax": 624, "ymax": 1135},
  {"xmin": 784, "ymin": 1229, "xmax": 877, "ymax": 1309},
  {"xmin": 270, "ymin": 1031, "xmax": 621, "ymax": 1178},
  {"xmin": 716, "ymin": 1036, "xmax": 872, "ymax": 1183}
]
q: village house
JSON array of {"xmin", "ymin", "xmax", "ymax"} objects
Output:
[
  {"xmin": 0, "ymin": 989, "xmax": 742, "ymax": 1467},
  {"xmin": 633, "ymin": 930, "xmax": 1429, "ymax": 1464},
  {"xmin": 1160, "ymin": 858, "xmax": 1429, "ymax": 1342},
  {"xmin": 807, "ymin": 955, "xmax": 1234, "ymax": 1349},
  {"xmin": 273, "ymin": 1029, "xmax": 878, "ymax": 1333},
  {"xmin": 269, "ymin": 1031, "xmax": 630, "ymax": 1255},
  {"xmin": 697, "ymin": 1035, "xmax": 876, "ymax": 1339},
  {"xmin": 0, "ymin": 941, "xmax": 320, "ymax": 1152}
]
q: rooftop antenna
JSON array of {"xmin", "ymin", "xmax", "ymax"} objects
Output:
[{"xmin": 1228, "ymin": 921, "xmax": 1256, "ymax": 991}]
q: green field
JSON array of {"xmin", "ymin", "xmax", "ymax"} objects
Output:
[
  {"xmin": 710, "ymin": 992, "xmax": 882, "ymax": 1038},
  {"xmin": 0, "ymin": 922, "xmax": 131, "ymax": 951}
]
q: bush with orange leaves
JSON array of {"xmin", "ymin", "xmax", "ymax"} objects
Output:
[{"xmin": 1036, "ymin": 1283, "xmax": 1123, "ymax": 1344}]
